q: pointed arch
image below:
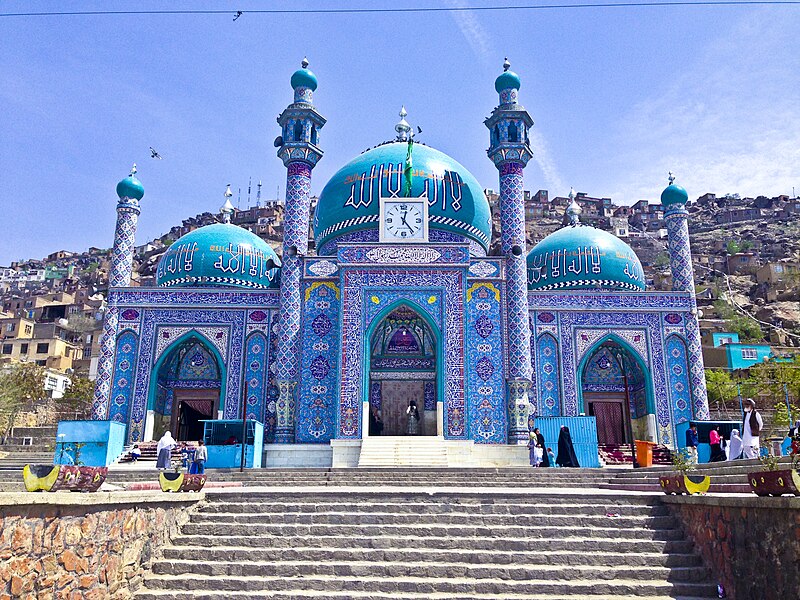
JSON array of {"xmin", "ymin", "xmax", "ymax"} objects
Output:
[{"xmin": 536, "ymin": 333, "xmax": 561, "ymax": 417}]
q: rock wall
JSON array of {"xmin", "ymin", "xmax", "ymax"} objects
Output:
[
  {"xmin": 663, "ymin": 494, "xmax": 800, "ymax": 600},
  {"xmin": 0, "ymin": 491, "xmax": 202, "ymax": 599}
]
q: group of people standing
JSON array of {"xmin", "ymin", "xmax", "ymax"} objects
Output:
[
  {"xmin": 155, "ymin": 431, "xmax": 208, "ymax": 474},
  {"xmin": 684, "ymin": 398, "xmax": 765, "ymax": 463},
  {"xmin": 529, "ymin": 426, "xmax": 580, "ymax": 468}
]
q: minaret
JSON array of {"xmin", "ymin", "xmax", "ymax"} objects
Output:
[
  {"xmin": 661, "ymin": 174, "xmax": 710, "ymax": 420},
  {"xmin": 273, "ymin": 58, "xmax": 326, "ymax": 442},
  {"xmin": 91, "ymin": 165, "xmax": 144, "ymax": 420},
  {"xmin": 484, "ymin": 59, "xmax": 535, "ymax": 444}
]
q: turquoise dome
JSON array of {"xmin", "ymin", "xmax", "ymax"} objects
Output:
[
  {"xmin": 291, "ymin": 67, "xmax": 318, "ymax": 91},
  {"xmin": 527, "ymin": 226, "xmax": 646, "ymax": 291},
  {"xmin": 661, "ymin": 184, "xmax": 689, "ymax": 206},
  {"xmin": 314, "ymin": 142, "xmax": 491, "ymax": 253},
  {"xmin": 116, "ymin": 175, "xmax": 144, "ymax": 201},
  {"xmin": 495, "ymin": 70, "xmax": 521, "ymax": 93},
  {"xmin": 156, "ymin": 223, "xmax": 281, "ymax": 289}
]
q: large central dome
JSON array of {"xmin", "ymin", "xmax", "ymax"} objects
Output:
[{"xmin": 313, "ymin": 142, "xmax": 491, "ymax": 255}]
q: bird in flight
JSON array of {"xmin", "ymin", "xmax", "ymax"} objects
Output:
[{"xmin": 150, "ymin": 147, "xmax": 163, "ymax": 160}]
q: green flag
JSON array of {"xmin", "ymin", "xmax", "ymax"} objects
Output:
[{"xmin": 402, "ymin": 137, "xmax": 414, "ymax": 197}]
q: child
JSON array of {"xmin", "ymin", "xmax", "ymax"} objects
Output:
[
  {"xmin": 180, "ymin": 443, "xmax": 190, "ymax": 472},
  {"xmin": 130, "ymin": 444, "xmax": 141, "ymax": 463},
  {"xmin": 547, "ymin": 447, "xmax": 556, "ymax": 467}
]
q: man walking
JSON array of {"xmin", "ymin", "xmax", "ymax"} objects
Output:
[
  {"xmin": 685, "ymin": 423, "xmax": 699, "ymax": 464},
  {"xmin": 194, "ymin": 440, "xmax": 208, "ymax": 474},
  {"xmin": 742, "ymin": 398, "xmax": 763, "ymax": 460}
]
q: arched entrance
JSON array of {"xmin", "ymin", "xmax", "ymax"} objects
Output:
[
  {"xmin": 368, "ymin": 304, "xmax": 438, "ymax": 436},
  {"xmin": 148, "ymin": 334, "xmax": 224, "ymax": 442},
  {"xmin": 579, "ymin": 338, "xmax": 653, "ymax": 445}
]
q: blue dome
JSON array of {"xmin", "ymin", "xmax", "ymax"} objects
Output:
[
  {"xmin": 661, "ymin": 184, "xmax": 689, "ymax": 206},
  {"xmin": 527, "ymin": 226, "xmax": 646, "ymax": 291},
  {"xmin": 116, "ymin": 175, "xmax": 144, "ymax": 201},
  {"xmin": 495, "ymin": 70, "xmax": 521, "ymax": 93},
  {"xmin": 291, "ymin": 67, "xmax": 318, "ymax": 92},
  {"xmin": 314, "ymin": 142, "xmax": 492, "ymax": 253},
  {"xmin": 156, "ymin": 223, "xmax": 281, "ymax": 289}
]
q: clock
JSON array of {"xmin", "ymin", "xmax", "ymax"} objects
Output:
[{"xmin": 379, "ymin": 198, "xmax": 428, "ymax": 243}]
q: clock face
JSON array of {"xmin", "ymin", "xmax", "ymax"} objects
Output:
[{"xmin": 383, "ymin": 202, "xmax": 425, "ymax": 240}]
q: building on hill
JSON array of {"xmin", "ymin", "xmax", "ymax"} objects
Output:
[
  {"xmin": 87, "ymin": 60, "xmax": 710, "ymax": 465},
  {"xmin": 702, "ymin": 331, "xmax": 772, "ymax": 371}
]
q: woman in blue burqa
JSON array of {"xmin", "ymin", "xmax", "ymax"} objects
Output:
[
  {"xmin": 556, "ymin": 425, "xmax": 580, "ymax": 468},
  {"xmin": 156, "ymin": 430, "xmax": 177, "ymax": 469}
]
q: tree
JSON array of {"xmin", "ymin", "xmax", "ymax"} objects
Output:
[
  {"xmin": 705, "ymin": 369, "xmax": 740, "ymax": 418},
  {"xmin": 726, "ymin": 240, "xmax": 740, "ymax": 255},
  {"xmin": 745, "ymin": 356, "xmax": 800, "ymax": 432},
  {"xmin": 0, "ymin": 363, "xmax": 47, "ymax": 442},
  {"xmin": 654, "ymin": 252, "xmax": 670, "ymax": 268},
  {"xmin": 59, "ymin": 375, "xmax": 94, "ymax": 417},
  {"xmin": 713, "ymin": 299, "xmax": 764, "ymax": 342}
]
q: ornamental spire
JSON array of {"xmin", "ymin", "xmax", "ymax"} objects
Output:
[
  {"xmin": 668, "ymin": 171, "xmax": 676, "ymax": 185},
  {"xmin": 221, "ymin": 184, "xmax": 235, "ymax": 223},
  {"xmin": 566, "ymin": 187, "xmax": 582, "ymax": 226},
  {"xmin": 130, "ymin": 163, "xmax": 137, "ymax": 177},
  {"xmin": 395, "ymin": 106, "xmax": 412, "ymax": 141}
]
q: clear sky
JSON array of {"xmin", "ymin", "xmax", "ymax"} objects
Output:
[{"xmin": 1, "ymin": 1, "xmax": 799, "ymax": 265}]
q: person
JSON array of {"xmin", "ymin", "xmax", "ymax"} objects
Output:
[
  {"xmin": 194, "ymin": 440, "xmax": 208, "ymax": 474},
  {"xmin": 130, "ymin": 444, "xmax": 141, "ymax": 463},
  {"xmin": 685, "ymin": 424, "xmax": 699, "ymax": 465},
  {"xmin": 741, "ymin": 398, "xmax": 763, "ymax": 460},
  {"xmin": 156, "ymin": 431, "xmax": 177, "ymax": 470},
  {"xmin": 556, "ymin": 425, "xmax": 580, "ymax": 468},
  {"xmin": 547, "ymin": 447, "xmax": 556, "ymax": 467},
  {"xmin": 790, "ymin": 420, "xmax": 800, "ymax": 456},
  {"xmin": 534, "ymin": 427, "xmax": 549, "ymax": 468},
  {"xmin": 528, "ymin": 432, "xmax": 542, "ymax": 467},
  {"xmin": 179, "ymin": 443, "xmax": 190, "ymax": 471},
  {"xmin": 727, "ymin": 429, "xmax": 743, "ymax": 461},
  {"xmin": 406, "ymin": 400, "xmax": 420, "ymax": 436},
  {"xmin": 368, "ymin": 407, "xmax": 384, "ymax": 436},
  {"xmin": 709, "ymin": 426, "xmax": 726, "ymax": 462}
]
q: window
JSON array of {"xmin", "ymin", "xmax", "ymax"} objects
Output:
[
  {"xmin": 20, "ymin": 343, "xmax": 28, "ymax": 354},
  {"xmin": 719, "ymin": 337, "xmax": 733, "ymax": 345},
  {"xmin": 508, "ymin": 122, "xmax": 519, "ymax": 142},
  {"xmin": 5, "ymin": 323, "xmax": 13, "ymax": 332},
  {"xmin": 741, "ymin": 348, "xmax": 758, "ymax": 360},
  {"xmin": 36, "ymin": 342, "xmax": 49, "ymax": 354},
  {"xmin": 24, "ymin": 325, "xmax": 32, "ymax": 335},
  {"xmin": 293, "ymin": 121, "xmax": 303, "ymax": 142},
  {"xmin": 22, "ymin": 437, "xmax": 33, "ymax": 446},
  {"xmin": 1, "ymin": 344, "xmax": 11, "ymax": 355}
]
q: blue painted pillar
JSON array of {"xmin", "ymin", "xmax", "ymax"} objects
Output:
[
  {"xmin": 485, "ymin": 59, "xmax": 534, "ymax": 444},
  {"xmin": 662, "ymin": 178, "xmax": 710, "ymax": 420},
  {"xmin": 92, "ymin": 166, "xmax": 143, "ymax": 420},
  {"xmin": 274, "ymin": 59, "xmax": 326, "ymax": 443}
]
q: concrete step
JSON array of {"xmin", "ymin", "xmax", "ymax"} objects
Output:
[
  {"xmin": 196, "ymin": 500, "xmax": 670, "ymax": 516},
  {"xmin": 136, "ymin": 590, "xmax": 715, "ymax": 600},
  {"xmin": 188, "ymin": 510, "xmax": 678, "ymax": 529},
  {"xmin": 139, "ymin": 573, "xmax": 718, "ymax": 597},
  {"xmin": 179, "ymin": 521, "xmax": 686, "ymax": 541},
  {"xmin": 161, "ymin": 545, "xmax": 703, "ymax": 568},
  {"xmin": 359, "ymin": 436, "xmax": 450, "ymax": 467},
  {"xmin": 169, "ymin": 533, "xmax": 697, "ymax": 554},
  {"xmin": 151, "ymin": 559, "xmax": 710, "ymax": 583}
]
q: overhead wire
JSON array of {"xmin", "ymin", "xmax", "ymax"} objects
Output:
[{"xmin": 2, "ymin": 1, "xmax": 800, "ymax": 18}]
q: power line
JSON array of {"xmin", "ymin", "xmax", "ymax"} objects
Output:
[{"xmin": 2, "ymin": 1, "xmax": 800, "ymax": 18}]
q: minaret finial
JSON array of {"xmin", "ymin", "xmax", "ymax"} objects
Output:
[
  {"xmin": 221, "ymin": 184, "xmax": 235, "ymax": 224},
  {"xmin": 566, "ymin": 187, "xmax": 582, "ymax": 226},
  {"xmin": 503, "ymin": 57, "xmax": 511, "ymax": 72},
  {"xmin": 301, "ymin": 56, "xmax": 309, "ymax": 69},
  {"xmin": 395, "ymin": 105, "xmax": 412, "ymax": 141},
  {"xmin": 130, "ymin": 163, "xmax": 137, "ymax": 176},
  {"xmin": 668, "ymin": 171, "xmax": 676, "ymax": 185}
]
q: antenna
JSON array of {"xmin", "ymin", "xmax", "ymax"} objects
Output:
[
  {"xmin": 257, "ymin": 180, "xmax": 262, "ymax": 208},
  {"xmin": 247, "ymin": 177, "xmax": 252, "ymax": 206},
  {"xmin": 237, "ymin": 187, "xmax": 241, "ymax": 209}
]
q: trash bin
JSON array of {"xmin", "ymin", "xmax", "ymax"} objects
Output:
[{"xmin": 635, "ymin": 440, "xmax": 656, "ymax": 468}]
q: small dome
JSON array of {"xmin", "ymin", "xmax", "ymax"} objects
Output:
[
  {"xmin": 495, "ymin": 70, "xmax": 521, "ymax": 93},
  {"xmin": 291, "ymin": 59, "xmax": 318, "ymax": 92},
  {"xmin": 661, "ymin": 183, "xmax": 689, "ymax": 206},
  {"xmin": 527, "ymin": 226, "xmax": 645, "ymax": 292},
  {"xmin": 156, "ymin": 223, "xmax": 281, "ymax": 289},
  {"xmin": 116, "ymin": 174, "xmax": 144, "ymax": 201}
]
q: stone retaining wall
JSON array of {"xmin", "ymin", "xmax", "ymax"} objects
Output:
[
  {"xmin": 0, "ymin": 491, "xmax": 203, "ymax": 599},
  {"xmin": 663, "ymin": 494, "xmax": 800, "ymax": 600}
]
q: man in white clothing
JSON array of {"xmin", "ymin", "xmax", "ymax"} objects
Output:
[{"xmin": 741, "ymin": 398, "xmax": 763, "ymax": 460}]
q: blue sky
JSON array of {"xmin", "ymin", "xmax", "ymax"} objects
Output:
[{"xmin": 1, "ymin": 1, "xmax": 799, "ymax": 265}]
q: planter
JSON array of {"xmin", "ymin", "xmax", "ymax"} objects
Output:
[
  {"xmin": 23, "ymin": 464, "xmax": 108, "ymax": 492},
  {"xmin": 159, "ymin": 471, "xmax": 207, "ymax": 492},
  {"xmin": 748, "ymin": 469, "xmax": 800, "ymax": 497},
  {"xmin": 659, "ymin": 473, "xmax": 711, "ymax": 495}
]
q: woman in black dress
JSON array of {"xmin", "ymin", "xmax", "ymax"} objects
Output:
[{"xmin": 556, "ymin": 426, "xmax": 580, "ymax": 468}]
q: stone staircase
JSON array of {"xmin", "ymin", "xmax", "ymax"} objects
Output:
[
  {"xmin": 358, "ymin": 436, "xmax": 449, "ymax": 467},
  {"xmin": 0, "ymin": 448, "xmax": 54, "ymax": 471},
  {"xmin": 135, "ymin": 486, "xmax": 717, "ymax": 599}
]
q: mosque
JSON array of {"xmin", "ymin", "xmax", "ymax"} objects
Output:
[{"xmin": 90, "ymin": 59, "xmax": 709, "ymax": 467}]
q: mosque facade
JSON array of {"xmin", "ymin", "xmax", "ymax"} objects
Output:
[{"xmin": 90, "ymin": 60, "xmax": 709, "ymax": 464}]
